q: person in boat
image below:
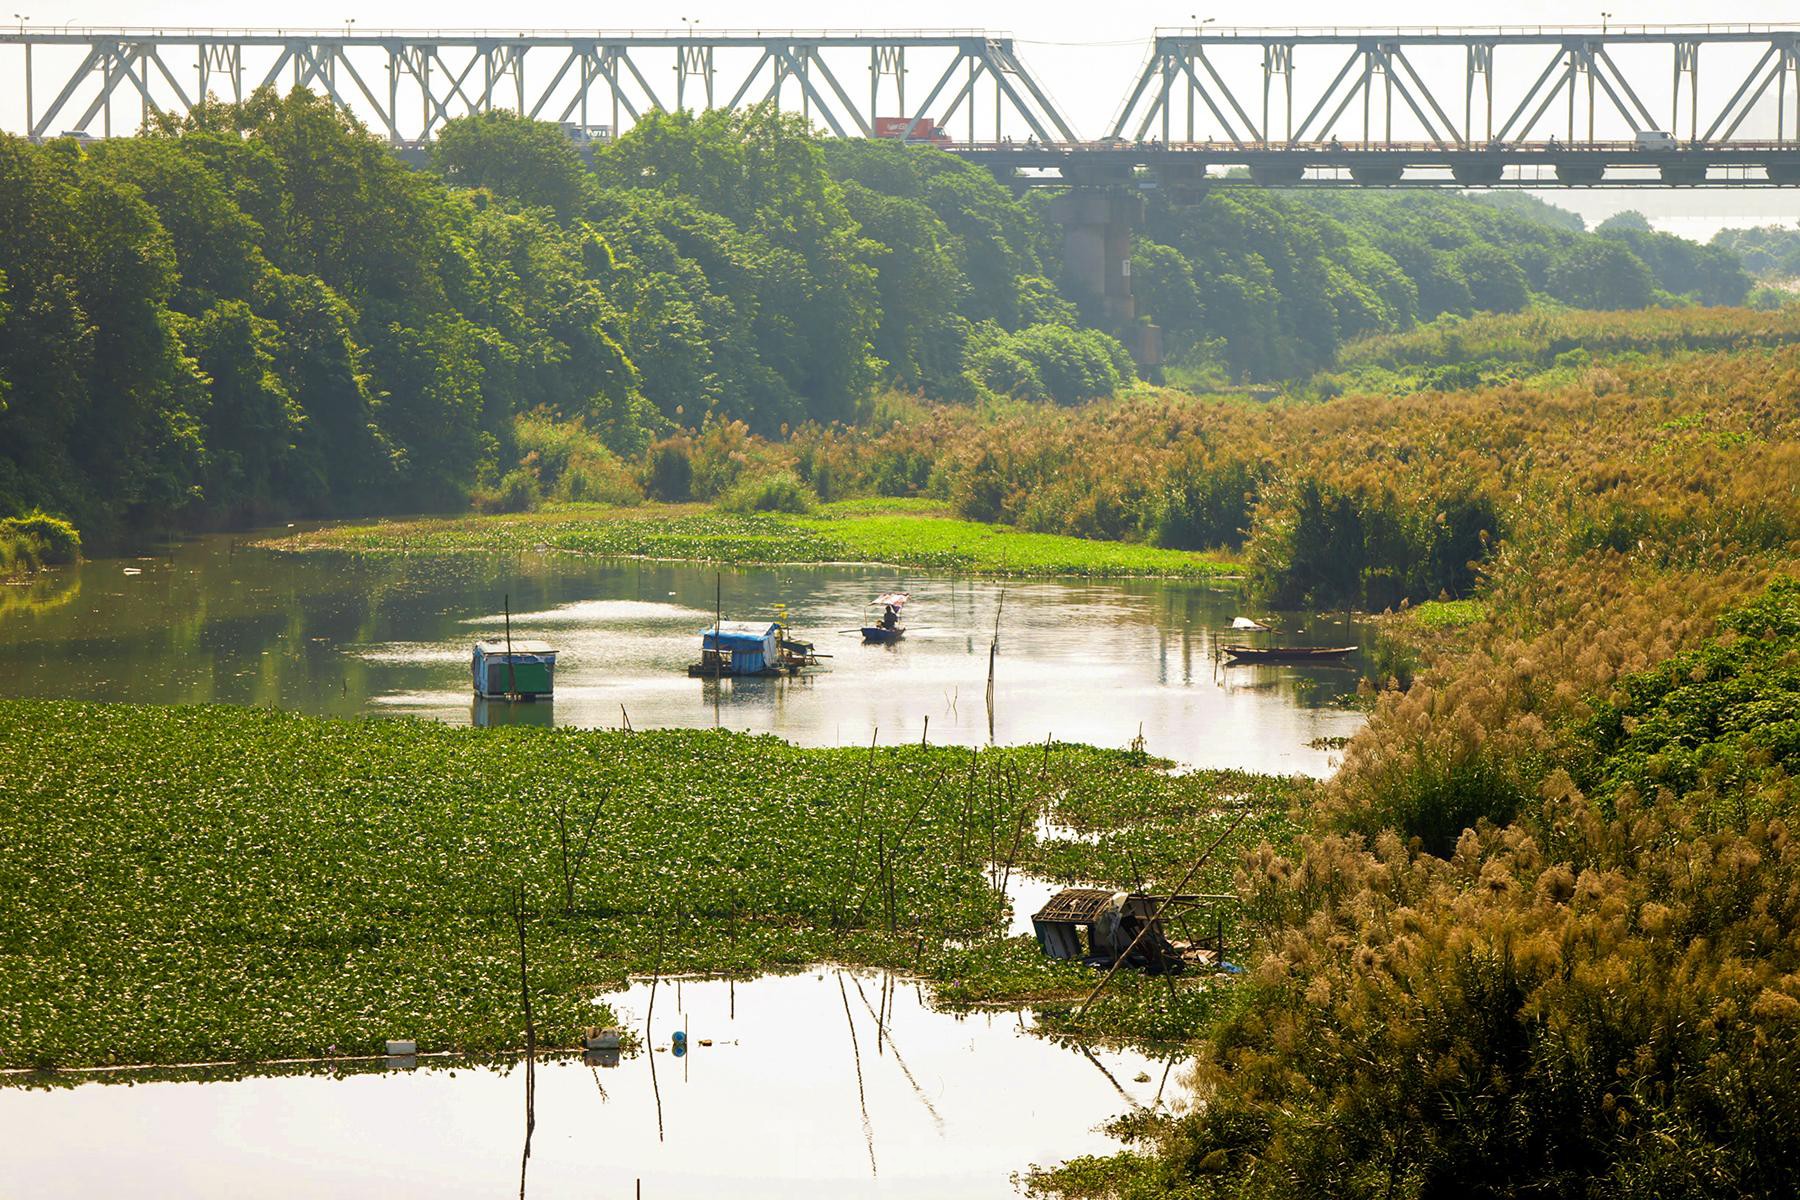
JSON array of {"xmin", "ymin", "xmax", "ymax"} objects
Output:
[{"xmin": 880, "ymin": 603, "xmax": 899, "ymax": 630}]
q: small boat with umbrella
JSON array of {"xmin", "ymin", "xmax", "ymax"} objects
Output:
[{"xmin": 861, "ymin": 592, "xmax": 910, "ymax": 643}]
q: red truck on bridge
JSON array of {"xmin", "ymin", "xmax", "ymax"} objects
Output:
[{"xmin": 873, "ymin": 115, "xmax": 953, "ymax": 145}]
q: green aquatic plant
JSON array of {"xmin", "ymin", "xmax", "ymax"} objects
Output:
[
  {"xmin": 0, "ymin": 702, "xmax": 1292, "ymax": 1072},
  {"xmin": 267, "ymin": 504, "xmax": 1236, "ymax": 579},
  {"xmin": 1404, "ymin": 598, "xmax": 1486, "ymax": 628}
]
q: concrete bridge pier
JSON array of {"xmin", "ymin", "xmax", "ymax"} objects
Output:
[{"xmin": 1049, "ymin": 188, "xmax": 1162, "ymax": 372}]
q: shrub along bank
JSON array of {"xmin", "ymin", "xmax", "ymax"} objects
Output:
[{"xmin": 0, "ymin": 510, "xmax": 80, "ymax": 577}]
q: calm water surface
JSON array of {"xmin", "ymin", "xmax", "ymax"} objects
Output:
[
  {"xmin": 1, "ymin": 532, "xmax": 1364, "ymax": 1195},
  {"xmin": 0, "ymin": 532, "xmax": 1370, "ymax": 774},
  {"xmin": 1, "ymin": 970, "xmax": 1178, "ymax": 1198}
]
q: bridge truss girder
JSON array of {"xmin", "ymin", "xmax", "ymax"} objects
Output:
[
  {"xmin": 2, "ymin": 30, "xmax": 1078, "ymax": 146},
  {"xmin": 1110, "ymin": 28, "xmax": 1800, "ymax": 148}
]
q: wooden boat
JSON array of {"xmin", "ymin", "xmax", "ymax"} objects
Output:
[
  {"xmin": 1223, "ymin": 644, "xmax": 1357, "ymax": 663},
  {"xmin": 862, "ymin": 591, "xmax": 909, "ymax": 643}
]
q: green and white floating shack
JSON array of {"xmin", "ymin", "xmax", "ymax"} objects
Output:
[{"xmin": 471, "ymin": 640, "xmax": 558, "ymax": 700}]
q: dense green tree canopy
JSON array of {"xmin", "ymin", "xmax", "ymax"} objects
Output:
[{"xmin": 0, "ymin": 93, "xmax": 1762, "ymax": 541}]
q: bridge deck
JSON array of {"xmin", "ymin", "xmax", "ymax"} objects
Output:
[{"xmin": 945, "ymin": 141, "xmax": 1800, "ymax": 187}]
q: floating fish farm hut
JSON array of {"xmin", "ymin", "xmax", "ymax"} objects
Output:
[
  {"xmin": 690, "ymin": 621, "xmax": 824, "ymax": 677},
  {"xmin": 690, "ymin": 620, "xmax": 782, "ymax": 678},
  {"xmin": 471, "ymin": 640, "xmax": 558, "ymax": 700}
]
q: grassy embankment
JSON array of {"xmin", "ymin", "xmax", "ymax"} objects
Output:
[
  {"xmin": 0, "ymin": 700, "xmax": 1301, "ymax": 1073},
  {"xmin": 266, "ymin": 496, "xmax": 1238, "ymax": 579}
]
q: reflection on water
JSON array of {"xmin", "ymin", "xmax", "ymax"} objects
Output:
[
  {"xmin": 0, "ymin": 568, "xmax": 82, "ymax": 620},
  {"xmin": 0, "ymin": 533, "xmax": 1371, "ymax": 773},
  {"xmin": 0, "ymin": 969, "xmax": 1179, "ymax": 1199}
]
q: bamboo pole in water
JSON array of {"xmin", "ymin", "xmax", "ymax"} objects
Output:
[
  {"xmin": 503, "ymin": 594, "xmax": 518, "ymax": 700},
  {"xmin": 513, "ymin": 882, "xmax": 535, "ymax": 1200},
  {"xmin": 713, "ymin": 572, "xmax": 723, "ymax": 678},
  {"xmin": 838, "ymin": 972, "xmax": 878, "ymax": 1177},
  {"xmin": 985, "ymin": 581, "xmax": 1005, "ymax": 742}
]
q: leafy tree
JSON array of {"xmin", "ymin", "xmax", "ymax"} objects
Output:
[
  {"xmin": 1600, "ymin": 223, "xmax": 1750, "ymax": 305},
  {"xmin": 964, "ymin": 322, "xmax": 1134, "ymax": 404},
  {"xmin": 1131, "ymin": 239, "xmax": 1204, "ymax": 337},
  {"xmin": 1546, "ymin": 239, "xmax": 1657, "ymax": 309},
  {"xmin": 183, "ymin": 299, "xmax": 303, "ymax": 515},
  {"xmin": 89, "ymin": 137, "xmax": 267, "ymax": 311},
  {"xmin": 252, "ymin": 268, "xmax": 386, "ymax": 504},
  {"xmin": 1453, "ymin": 243, "xmax": 1529, "ymax": 313},
  {"xmin": 433, "ymin": 111, "xmax": 593, "ymax": 219},
  {"xmin": 1712, "ymin": 223, "xmax": 1800, "ymax": 279},
  {"xmin": 595, "ymin": 108, "xmax": 881, "ymax": 422},
  {"xmin": 373, "ymin": 314, "xmax": 489, "ymax": 505},
  {"xmin": 838, "ymin": 179, "xmax": 971, "ymax": 392},
  {"xmin": 1596, "ymin": 208, "xmax": 1652, "ymax": 232}
]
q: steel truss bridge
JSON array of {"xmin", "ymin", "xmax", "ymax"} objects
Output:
[
  {"xmin": 0, "ymin": 29, "xmax": 1073, "ymax": 147},
  {"xmin": 3, "ymin": 24, "xmax": 1800, "ymax": 188}
]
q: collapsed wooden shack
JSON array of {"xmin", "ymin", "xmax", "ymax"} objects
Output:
[{"xmin": 1031, "ymin": 887, "xmax": 1229, "ymax": 974}]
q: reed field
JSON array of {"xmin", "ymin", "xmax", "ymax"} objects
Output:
[{"xmin": 1017, "ymin": 313, "xmax": 1800, "ymax": 1198}]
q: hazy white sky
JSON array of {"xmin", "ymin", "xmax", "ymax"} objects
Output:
[{"xmin": 7, "ymin": 0, "xmax": 1800, "ymax": 229}]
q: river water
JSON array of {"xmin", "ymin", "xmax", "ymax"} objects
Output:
[
  {"xmin": 0, "ymin": 969, "xmax": 1177, "ymax": 1199},
  {"xmin": 1, "ymin": 531, "xmax": 1369, "ymax": 1195},
  {"xmin": 0, "ymin": 532, "xmax": 1370, "ymax": 774}
]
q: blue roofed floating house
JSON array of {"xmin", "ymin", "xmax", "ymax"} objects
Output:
[
  {"xmin": 689, "ymin": 620, "xmax": 824, "ymax": 678},
  {"xmin": 472, "ymin": 640, "xmax": 558, "ymax": 700}
]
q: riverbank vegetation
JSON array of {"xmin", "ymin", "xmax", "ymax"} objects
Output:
[
  {"xmin": 0, "ymin": 511, "xmax": 81, "ymax": 578},
  {"xmin": 1015, "ymin": 318, "xmax": 1800, "ymax": 1196},
  {"xmin": 0, "ymin": 700, "xmax": 1299, "ymax": 1071},
  {"xmin": 0, "ymin": 93, "xmax": 1769, "ymax": 548},
  {"xmin": 274, "ymin": 310, "xmax": 1800, "ymax": 610},
  {"xmin": 1031, "ymin": 577, "xmax": 1800, "ymax": 1199}
]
